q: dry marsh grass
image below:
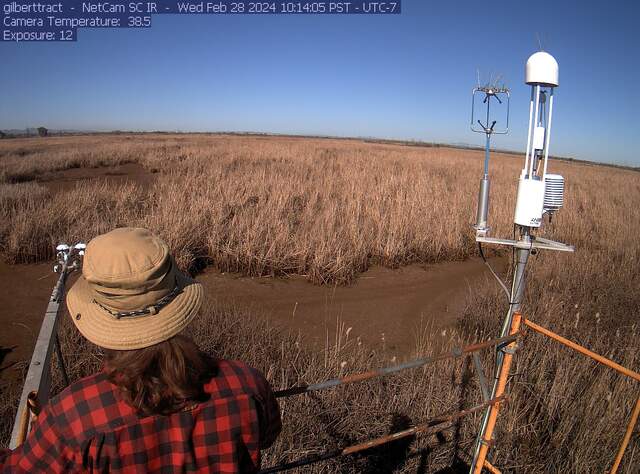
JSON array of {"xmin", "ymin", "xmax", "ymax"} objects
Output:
[{"xmin": 0, "ymin": 134, "xmax": 638, "ymax": 472}]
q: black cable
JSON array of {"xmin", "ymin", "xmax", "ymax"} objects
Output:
[
  {"xmin": 511, "ymin": 224, "xmax": 516, "ymax": 275},
  {"xmin": 478, "ymin": 242, "xmax": 510, "ymax": 301}
]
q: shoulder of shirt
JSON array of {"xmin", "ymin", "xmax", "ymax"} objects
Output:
[
  {"xmin": 214, "ymin": 359, "xmax": 265, "ymax": 381},
  {"xmin": 206, "ymin": 359, "xmax": 269, "ymax": 397},
  {"xmin": 47, "ymin": 371, "xmax": 114, "ymax": 412}
]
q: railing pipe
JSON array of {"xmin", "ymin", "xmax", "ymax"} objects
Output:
[
  {"xmin": 259, "ymin": 396, "xmax": 506, "ymax": 473},
  {"xmin": 274, "ymin": 333, "xmax": 519, "ymax": 398},
  {"xmin": 610, "ymin": 396, "xmax": 640, "ymax": 474},
  {"xmin": 482, "ymin": 459, "xmax": 502, "ymax": 474},
  {"xmin": 522, "ymin": 318, "xmax": 640, "ymax": 382}
]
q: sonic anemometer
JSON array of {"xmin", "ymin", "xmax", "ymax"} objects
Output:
[{"xmin": 470, "ymin": 75, "xmax": 510, "ymax": 235}]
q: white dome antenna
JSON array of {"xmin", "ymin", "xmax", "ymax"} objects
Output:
[{"xmin": 525, "ymin": 51, "xmax": 559, "ymax": 87}]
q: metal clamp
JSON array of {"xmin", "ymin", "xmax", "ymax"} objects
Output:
[
  {"xmin": 480, "ymin": 438, "xmax": 496, "ymax": 448},
  {"xmin": 499, "ymin": 344, "xmax": 519, "ymax": 355}
]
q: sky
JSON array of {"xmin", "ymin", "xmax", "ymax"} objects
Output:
[{"xmin": 1, "ymin": 0, "xmax": 639, "ymax": 165}]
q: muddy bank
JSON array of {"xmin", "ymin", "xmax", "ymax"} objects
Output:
[{"xmin": 36, "ymin": 162, "xmax": 155, "ymax": 194}]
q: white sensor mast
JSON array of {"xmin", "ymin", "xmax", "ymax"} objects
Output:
[{"xmin": 515, "ymin": 52, "xmax": 560, "ymax": 228}]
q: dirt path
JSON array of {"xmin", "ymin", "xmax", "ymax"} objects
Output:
[
  {"xmin": 199, "ymin": 257, "xmax": 504, "ymax": 355},
  {"xmin": 0, "ymin": 261, "xmax": 59, "ymax": 383}
]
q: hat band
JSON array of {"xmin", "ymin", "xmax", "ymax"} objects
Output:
[{"xmin": 92, "ymin": 285, "xmax": 182, "ymax": 320}]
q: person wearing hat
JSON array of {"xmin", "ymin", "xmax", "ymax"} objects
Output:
[{"xmin": 1, "ymin": 228, "xmax": 281, "ymax": 473}]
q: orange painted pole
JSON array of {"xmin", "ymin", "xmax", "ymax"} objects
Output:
[
  {"xmin": 483, "ymin": 459, "xmax": 502, "ymax": 474},
  {"xmin": 14, "ymin": 404, "xmax": 30, "ymax": 448},
  {"xmin": 472, "ymin": 312, "xmax": 522, "ymax": 474},
  {"xmin": 522, "ymin": 319, "xmax": 640, "ymax": 382},
  {"xmin": 610, "ymin": 395, "xmax": 640, "ymax": 474},
  {"xmin": 14, "ymin": 391, "xmax": 39, "ymax": 448}
]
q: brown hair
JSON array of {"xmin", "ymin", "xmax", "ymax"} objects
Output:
[{"xmin": 104, "ymin": 335, "xmax": 215, "ymax": 417}]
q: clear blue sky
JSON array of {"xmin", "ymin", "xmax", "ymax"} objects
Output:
[{"xmin": 1, "ymin": 0, "xmax": 638, "ymax": 165}]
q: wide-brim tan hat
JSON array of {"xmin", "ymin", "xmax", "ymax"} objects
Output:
[{"xmin": 67, "ymin": 227, "xmax": 203, "ymax": 350}]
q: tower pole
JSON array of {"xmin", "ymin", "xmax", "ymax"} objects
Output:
[{"xmin": 470, "ymin": 228, "xmax": 531, "ymax": 472}]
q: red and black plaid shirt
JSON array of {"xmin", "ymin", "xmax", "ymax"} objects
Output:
[{"xmin": 1, "ymin": 359, "xmax": 281, "ymax": 473}]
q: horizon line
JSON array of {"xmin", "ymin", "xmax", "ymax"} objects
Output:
[{"xmin": 3, "ymin": 127, "xmax": 638, "ymax": 172}]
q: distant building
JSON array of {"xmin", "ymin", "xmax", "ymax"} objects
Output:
[{"xmin": 37, "ymin": 127, "xmax": 48, "ymax": 137}]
